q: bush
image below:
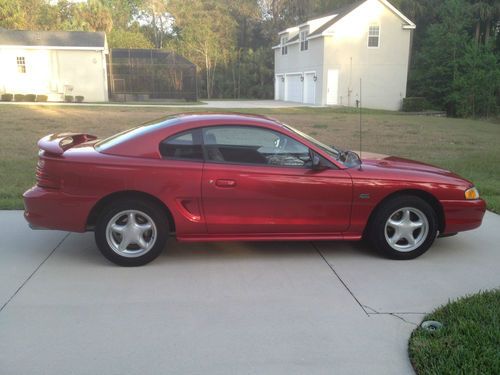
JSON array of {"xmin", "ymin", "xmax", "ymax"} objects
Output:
[
  {"xmin": 75, "ymin": 95, "xmax": 84, "ymax": 103},
  {"xmin": 1, "ymin": 93, "xmax": 13, "ymax": 101},
  {"xmin": 64, "ymin": 95, "xmax": 74, "ymax": 103},
  {"xmin": 402, "ymin": 97, "xmax": 426, "ymax": 112},
  {"xmin": 14, "ymin": 94, "xmax": 25, "ymax": 101},
  {"xmin": 25, "ymin": 94, "xmax": 36, "ymax": 102},
  {"xmin": 36, "ymin": 95, "xmax": 48, "ymax": 102}
]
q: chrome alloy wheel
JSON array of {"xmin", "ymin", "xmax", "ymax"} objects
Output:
[
  {"xmin": 384, "ymin": 207, "xmax": 429, "ymax": 252},
  {"xmin": 105, "ymin": 210, "xmax": 157, "ymax": 258}
]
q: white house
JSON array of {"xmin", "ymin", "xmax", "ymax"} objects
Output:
[
  {"xmin": 0, "ymin": 30, "xmax": 109, "ymax": 102},
  {"xmin": 273, "ymin": 0, "xmax": 415, "ymax": 110}
]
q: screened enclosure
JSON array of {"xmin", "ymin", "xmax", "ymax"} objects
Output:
[{"xmin": 107, "ymin": 49, "xmax": 197, "ymax": 101}]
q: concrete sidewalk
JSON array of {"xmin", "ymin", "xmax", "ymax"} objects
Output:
[
  {"xmin": 0, "ymin": 99, "xmax": 310, "ymax": 109},
  {"xmin": 0, "ymin": 211, "xmax": 498, "ymax": 375}
]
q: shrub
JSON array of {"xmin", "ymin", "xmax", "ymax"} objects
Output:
[
  {"xmin": 36, "ymin": 95, "xmax": 48, "ymax": 102},
  {"xmin": 1, "ymin": 93, "xmax": 13, "ymax": 101},
  {"xmin": 25, "ymin": 94, "xmax": 36, "ymax": 102},
  {"xmin": 14, "ymin": 94, "xmax": 25, "ymax": 101},
  {"xmin": 402, "ymin": 97, "xmax": 426, "ymax": 112},
  {"xmin": 75, "ymin": 95, "xmax": 84, "ymax": 103},
  {"xmin": 64, "ymin": 95, "xmax": 74, "ymax": 103}
]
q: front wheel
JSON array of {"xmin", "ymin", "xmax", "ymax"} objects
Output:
[
  {"xmin": 95, "ymin": 199, "xmax": 168, "ymax": 266},
  {"xmin": 368, "ymin": 195, "xmax": 438, "ymax": 260}
]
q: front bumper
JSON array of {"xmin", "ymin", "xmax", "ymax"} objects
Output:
[
  {"xmin": 23, "ymin": 186, "xmax": 95, "ymax": 233},
  {"xmin": 441, "ymin": 198, "xmax": 486, "ymax": 235}
]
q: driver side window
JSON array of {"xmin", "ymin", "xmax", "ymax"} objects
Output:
[{"xmin": 203, "ymin": 126, "xmax": 311, "ymax": 167}]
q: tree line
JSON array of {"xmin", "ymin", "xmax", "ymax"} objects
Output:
[{"xmin": 1, "ymin": 0, "xmax": 499, "ymax": 117}]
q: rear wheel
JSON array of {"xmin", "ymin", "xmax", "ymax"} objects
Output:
[
  {"xmin": 368, "ymin": 195, "xmax": 438, "ymax": 260},
  {"xmin": 95, "ymin": 199, "xmax": 168, "ymax": 266}
]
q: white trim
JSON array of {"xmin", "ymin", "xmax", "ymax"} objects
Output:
[
  {"xmin": 379, "ymin": 0, "xmax": 416, "ymax": 28},
  {"xmin": 367, "ymin": 24, "xmax": 381, "ymax": 48},
  {"xmin": 278, "ymin": 27, "xmax": 298, "ymax": 35},
  {"xmin": 308, "ymin": 34, "xmax": 325, "ymax": 40},
  {"xmin": 0, "ymin": 45, "xmax": 106, "ymax": 51},
  {"xmin": 275, "ymin": 0, "xmax": 415, "ymax": 42},
  {"xmin": 303, "ymin": 71, "xmax": 316, "ymax": 105}
]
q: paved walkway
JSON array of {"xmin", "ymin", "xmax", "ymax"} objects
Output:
[
  {"xmin": 0, "ymin": 100, "xmax": 310, "ymax": 109},
  {"xmin": 0, "ymin": 211, "xmax": 498, "ymax": 375}
]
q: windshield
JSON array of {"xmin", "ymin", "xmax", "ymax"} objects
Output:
[
  {"xmin": 282, "ymin": 124, "xmax": 342, "ymax": 159},
  {"xmin": 283, "ymin": 123, "xmax": 361, "ymax": 168}
]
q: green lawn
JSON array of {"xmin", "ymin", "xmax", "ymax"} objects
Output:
[
  {"xmin": 0, "ymin": 104, "xmax": 498, "ymax": 211},
  {"xmin": 409, "ymin": 289, "xmax": 500, "ymax": 375}
]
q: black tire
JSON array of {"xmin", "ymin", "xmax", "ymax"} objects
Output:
[
  {"xmin": 368, "ymin": 195, "xmax": 438, "ymax": 260},
  {"xmin": 95, "ymin": 199, "xmax": 168, "ymax": 266}
]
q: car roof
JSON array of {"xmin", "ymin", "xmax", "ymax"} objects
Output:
[{"xmin": 154, "ymin": 112, "xmax": 283, "ymax": 128}]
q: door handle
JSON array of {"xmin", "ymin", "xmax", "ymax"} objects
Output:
[{"xmin": 215, "ymin": 179, "xmax": 236, "ymax": 188}]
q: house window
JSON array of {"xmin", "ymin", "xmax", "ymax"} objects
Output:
[
  {"xmin": 281, "ymin": 36, "xmax": 288, "ymax": 55},
  {"xmin": 300, "ymin": 30, "xmax": 309, "ymax": 51},
  {"xmin": 368, "ymin": 25, "xmax": 380, "ymax": 47},
  {"xmin": 16, "ymin": 56, "xmax": 26, "ymax": 73}
]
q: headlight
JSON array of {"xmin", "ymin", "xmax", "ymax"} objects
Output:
[{"xmin": 465, "ymin": 187, "xmax": 480, "ymax": 200}]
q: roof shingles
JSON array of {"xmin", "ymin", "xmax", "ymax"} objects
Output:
[{"xmin": 0, "ymin": 30, "xmax": 106, "ymax": 48}]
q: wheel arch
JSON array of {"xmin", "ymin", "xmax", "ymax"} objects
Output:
[
  {"xmin": 86, "ymin": 190, "xmax": 176, "ymax": 233},
  {"xmin": 363, "ymin": 189, "xmax": 445, "ymax": 237}
]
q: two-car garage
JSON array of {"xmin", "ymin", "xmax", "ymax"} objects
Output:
[{"xmin": 275, "ymin": 72, "xmax": 316, "ymax": 105}]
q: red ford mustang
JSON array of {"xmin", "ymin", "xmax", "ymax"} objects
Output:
[{"xmin": 23, "ymin": 113, "xmax": 486, "ymax": 266}]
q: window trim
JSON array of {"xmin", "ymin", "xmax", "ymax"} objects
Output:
[
  {"xmin": 300, "ymin": 29, "xmax": 309, "ymax": 51},
  {"xmin": 16, "ymin": 56, "xmax": 26, "ymax": 73},
  {"xmin": 281, "ymin": 36, "xmax": 288, "ymax": 55},
  {"xmin": 367, "ymin": 24, "xmax": 380, "ymax": 48}
]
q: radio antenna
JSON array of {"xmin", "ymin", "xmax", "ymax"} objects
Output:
[{"xmin": 359, "ymin": 78, "xmax": 362, "ymax": 160}]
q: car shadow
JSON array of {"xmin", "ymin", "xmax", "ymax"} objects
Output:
[{"xmin": 57, "ymin": 232, "xmax": 381, "ymax": 267}]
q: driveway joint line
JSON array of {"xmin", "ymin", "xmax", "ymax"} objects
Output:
[
  {"xmin": 363, "ymin": 304, "xmax": 424, "ymax": 326},
  {"xmin": 0, "ymin": 232, "xmax": 71, "ymax": 314},
  {"xmin": 311, "ymin": 242, "xmax": 369, "ymax": 316}
]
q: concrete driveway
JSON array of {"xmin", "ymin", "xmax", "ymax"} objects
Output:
[
  {"xmin": 0, "ymin": 99, "xmax": 308, "ymax": 109},
  {"xmin": 0, "ymin": 211, "xmax": 499, "ymax": 375}
]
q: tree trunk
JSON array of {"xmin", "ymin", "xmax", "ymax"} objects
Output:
[{"xmin": 205, "ymin": 49, "xmax": 211, "ymax": 99}]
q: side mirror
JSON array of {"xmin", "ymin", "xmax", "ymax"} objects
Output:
[{"xmin": 311, "ymin": 151, "xmax": 327, "ymax": 171}]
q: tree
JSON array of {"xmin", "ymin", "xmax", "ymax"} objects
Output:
[
  {"xmin": 452, "ymin": 42, "xmax": 499, "ymax": 117},
  {"xmin": 107, "ymin": 28, "xmax": 154, "ymax": 48},
  {"xmin": 168, "ymin": 0, "xmax": 237, "ymax": 98},
  {"xmin": 469, "ymin": 0, "xmax": 500, "ymax": 44},
  {"xmin": 136, "ymin": 0, "xmax": 171, "ymax": 48}
]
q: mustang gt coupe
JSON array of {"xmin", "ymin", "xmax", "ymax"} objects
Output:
[{"xmin": 24, "ymin": 113, "xmax": 486, "ymax": 266}]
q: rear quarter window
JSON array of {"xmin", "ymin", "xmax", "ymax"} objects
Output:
[{"xmin": 160, "ymin": 130, "xmax": 203, "ymax": 160}]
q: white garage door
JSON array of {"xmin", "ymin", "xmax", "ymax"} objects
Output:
[
  {"xmin": 285, "ymin": 74, "xmax": 303, "ymax": 103},
  {"xmin": 303, "ymin": 72, "xmax": 316, "ymax": 104},
  {"xmin": 275, "ymin": 75, "xmax": 285, "ymax": 100}
]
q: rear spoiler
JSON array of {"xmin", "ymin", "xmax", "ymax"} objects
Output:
[{"xmin": 38, "ymin": 133, "xmax": 97, "ymax": 155}]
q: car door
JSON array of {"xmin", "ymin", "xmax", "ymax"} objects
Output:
[{"xmin": 201, "ymin": 125, "xmax": 353, "ymax": 234}]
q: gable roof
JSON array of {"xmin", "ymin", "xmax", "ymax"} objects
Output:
[
  {"xmin": 282, "ymin": 0, "xmax": 415, "ymax": 43},
  {"xmin": 0, "ymin": 30, "xmax": 106, "ymax": 49}
]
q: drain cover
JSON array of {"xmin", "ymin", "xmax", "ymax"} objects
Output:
[{"xmin": 421, "ymin": 320, "xmax": 443, "ymax": 332}]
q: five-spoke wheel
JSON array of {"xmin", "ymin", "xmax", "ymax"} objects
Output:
[
  {"xmin": 95, "ymin": 199, "xmax": 168, "ymax": 266},
  {"xmin": 369, "ymin": 195, "xmax": 438, "ymax": 259}
]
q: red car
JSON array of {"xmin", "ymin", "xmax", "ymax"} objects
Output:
[{"xmin": 24, "ymin": 113, "xmax": 485, "ymax": 266}]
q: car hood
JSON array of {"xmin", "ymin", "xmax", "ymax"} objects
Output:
[{"xmin": 359, "ymin": 152, "xmax": 468, "ymax": 181}]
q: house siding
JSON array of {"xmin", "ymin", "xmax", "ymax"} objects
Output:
[
  {"xmin": 324, "ymin": 0, "xmax": 411, "ymax": 110},
  {"xmin": 0, "ymin": 48, "xmax": 108, "ymax": 102},
  {"xmin": 274, "ymin": 37, "xmax": 325, "ymax": 105},
  {"xmin": 274, "ymin": 0, "xmax": 413, "ymax": 110}
]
